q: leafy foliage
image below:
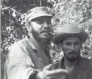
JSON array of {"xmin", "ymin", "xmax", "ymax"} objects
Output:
[{"xmin": 2, "ymin": 0, "xmax": 50, "ymax": 13}]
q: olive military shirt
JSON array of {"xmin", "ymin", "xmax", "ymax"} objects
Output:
[{"xmin": 4, "ymin": 34, "xmax": 52, "ymax": 79}]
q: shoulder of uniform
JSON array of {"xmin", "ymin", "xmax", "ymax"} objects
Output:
[
  {"xmin": 8, "ymin": 38, "xmax": 28, "ymax": 50},
  {"xmin": 79, "ymin": 57, "xmax": 92, "ymax": 68},
  {"xmin": 81, "ymin": 57, "xmax": 91, "ymax": 62}
]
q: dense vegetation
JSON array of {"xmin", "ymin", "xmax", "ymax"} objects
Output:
[{"xmin": 1, "ymin": 0, "xmax": 92, "ymax": 79}]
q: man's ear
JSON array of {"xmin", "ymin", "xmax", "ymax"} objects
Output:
[
  {"xmin": 27, "ymin": 26, "xmax": 32, "ymax": 32},
  {"xmin": 60, "ymin": 43, "xmax": 63, "ymax": 47},
  {"xmin": 58, "ymin": 43, "xmax": 63, "ymax": 50},
  {"xmin": 26, "ymin": 22, "xmax": 32, "ymax": 32}
]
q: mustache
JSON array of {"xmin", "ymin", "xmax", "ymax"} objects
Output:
[
  {"xmin": 40, "ymin": 31, "xmax": 55, "ymax": 35},
  {"xmin": 48, "ymin": 32, "xmax": 55, "ymax": 35},
  {"xmin": 68, "ymin": 51, "xmax": 77, "ymax": 54}
]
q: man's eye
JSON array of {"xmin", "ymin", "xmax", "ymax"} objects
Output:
[
  {"xmin": 47, "ymin": 20, "xmax": 51, "ymax": 24},
  {"xmin": 65, "ymin": 42, "xmax": 71, "ymax": 45},
  {"xmin": 75, "ymin": 42, "xmax": 79, "ymax": 45},
  {"xmin": 37, "ymin": 20, "xmax": 44, "ymax": 24}
]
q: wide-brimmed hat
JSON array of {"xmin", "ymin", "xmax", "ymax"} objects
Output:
[
  {"xmin": 53, "ymin": 24, "xmax": 89, "ymax": 44},
  {"xmin": 25, "ymin": 7, "xmax": 52, "ymax": 23}
]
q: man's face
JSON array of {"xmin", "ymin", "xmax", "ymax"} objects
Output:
[
  {"xmin": 61, "ymin": 36, "xmax": 82, "ymax": 62},
  {"xmin": 29, "ymin": 16, "xmax": 52, "ymax": 41}
]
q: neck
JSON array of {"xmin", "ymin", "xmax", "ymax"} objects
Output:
[{"xmin": 63, "ymin": 57, "xmax": 78, "ymax": 74}]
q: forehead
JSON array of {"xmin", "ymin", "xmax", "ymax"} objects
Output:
[
  {"xmin": 31, "ymin": 16, "xmax": 51, "ymax": 21},
  {"xmin": 62, "ymin": 36, "xmax": 80, "ymax": 43}
]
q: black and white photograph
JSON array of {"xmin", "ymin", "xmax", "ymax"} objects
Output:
[{"xmin": 1, "ymin": 0, "xmax": 92, "ymax": 79}]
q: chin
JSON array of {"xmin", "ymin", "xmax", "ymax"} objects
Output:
[
  {"xmin": 67, "ymin": 55, "xmax": 79, "ymax": 62},
  {"xmin": 41, "ymin": 35, "xmax": 51, "ymax": 39},
  {"xmin": 64, "ymin": 54, "xmax": 77, "ymax": 61},
  {"xmin": 68, "ymin": 57, "xmax": 78, "ymax": 62}
]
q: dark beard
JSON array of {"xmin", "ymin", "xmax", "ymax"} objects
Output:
[
  {"xmin": 31, "ymin": 30, "xmax": 51, "ymax": 45},
  {"xmin": 64, "ymin": 51, "xmax": 80, "ymax": 62},
  {"xmin": 66, "ymin": 56, "xmax": 78, "ymax": 62}
]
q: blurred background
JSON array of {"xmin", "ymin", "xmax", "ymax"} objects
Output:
[{"xmin": 1, "ymin": 0, "xmax": 92, "ymax": 79}]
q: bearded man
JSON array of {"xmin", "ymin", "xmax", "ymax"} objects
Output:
[{"xmin": 53, "ymin": 23, "xmax": 92, "ymax": 79}]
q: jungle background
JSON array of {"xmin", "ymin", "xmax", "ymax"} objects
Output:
[{"xmin": 1, "ymin": 0, "xmax": 92, "ymax": 79}]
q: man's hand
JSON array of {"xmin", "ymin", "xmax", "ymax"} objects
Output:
[{"xmin": 36, "ymin": 64, "xmax": 68, "ymax": 79}]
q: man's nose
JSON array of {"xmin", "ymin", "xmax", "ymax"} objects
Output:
[
  {"xmin": 71, "ymin": 45, "xmax": 75, "ymax": 51},
  {"xmin": 43, "ymin": 21, "xmax": 49, "ymax": 28}
]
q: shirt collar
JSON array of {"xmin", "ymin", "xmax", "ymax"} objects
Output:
[
  {"xmin": 27, "ymin": 34, "xmax": 39, "ymax": 50},
  {"xmin": 60, "ymin": 56, "xmax": 89, "ymax": 70}
]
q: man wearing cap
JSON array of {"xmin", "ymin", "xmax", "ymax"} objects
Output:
[
  {"xmin": 4, "ymin": 7, "xmax": 67, "ymax": 79},
  {"xmin": 53, "ymin": 23, "xmax": 92, "ymax": 79}
]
